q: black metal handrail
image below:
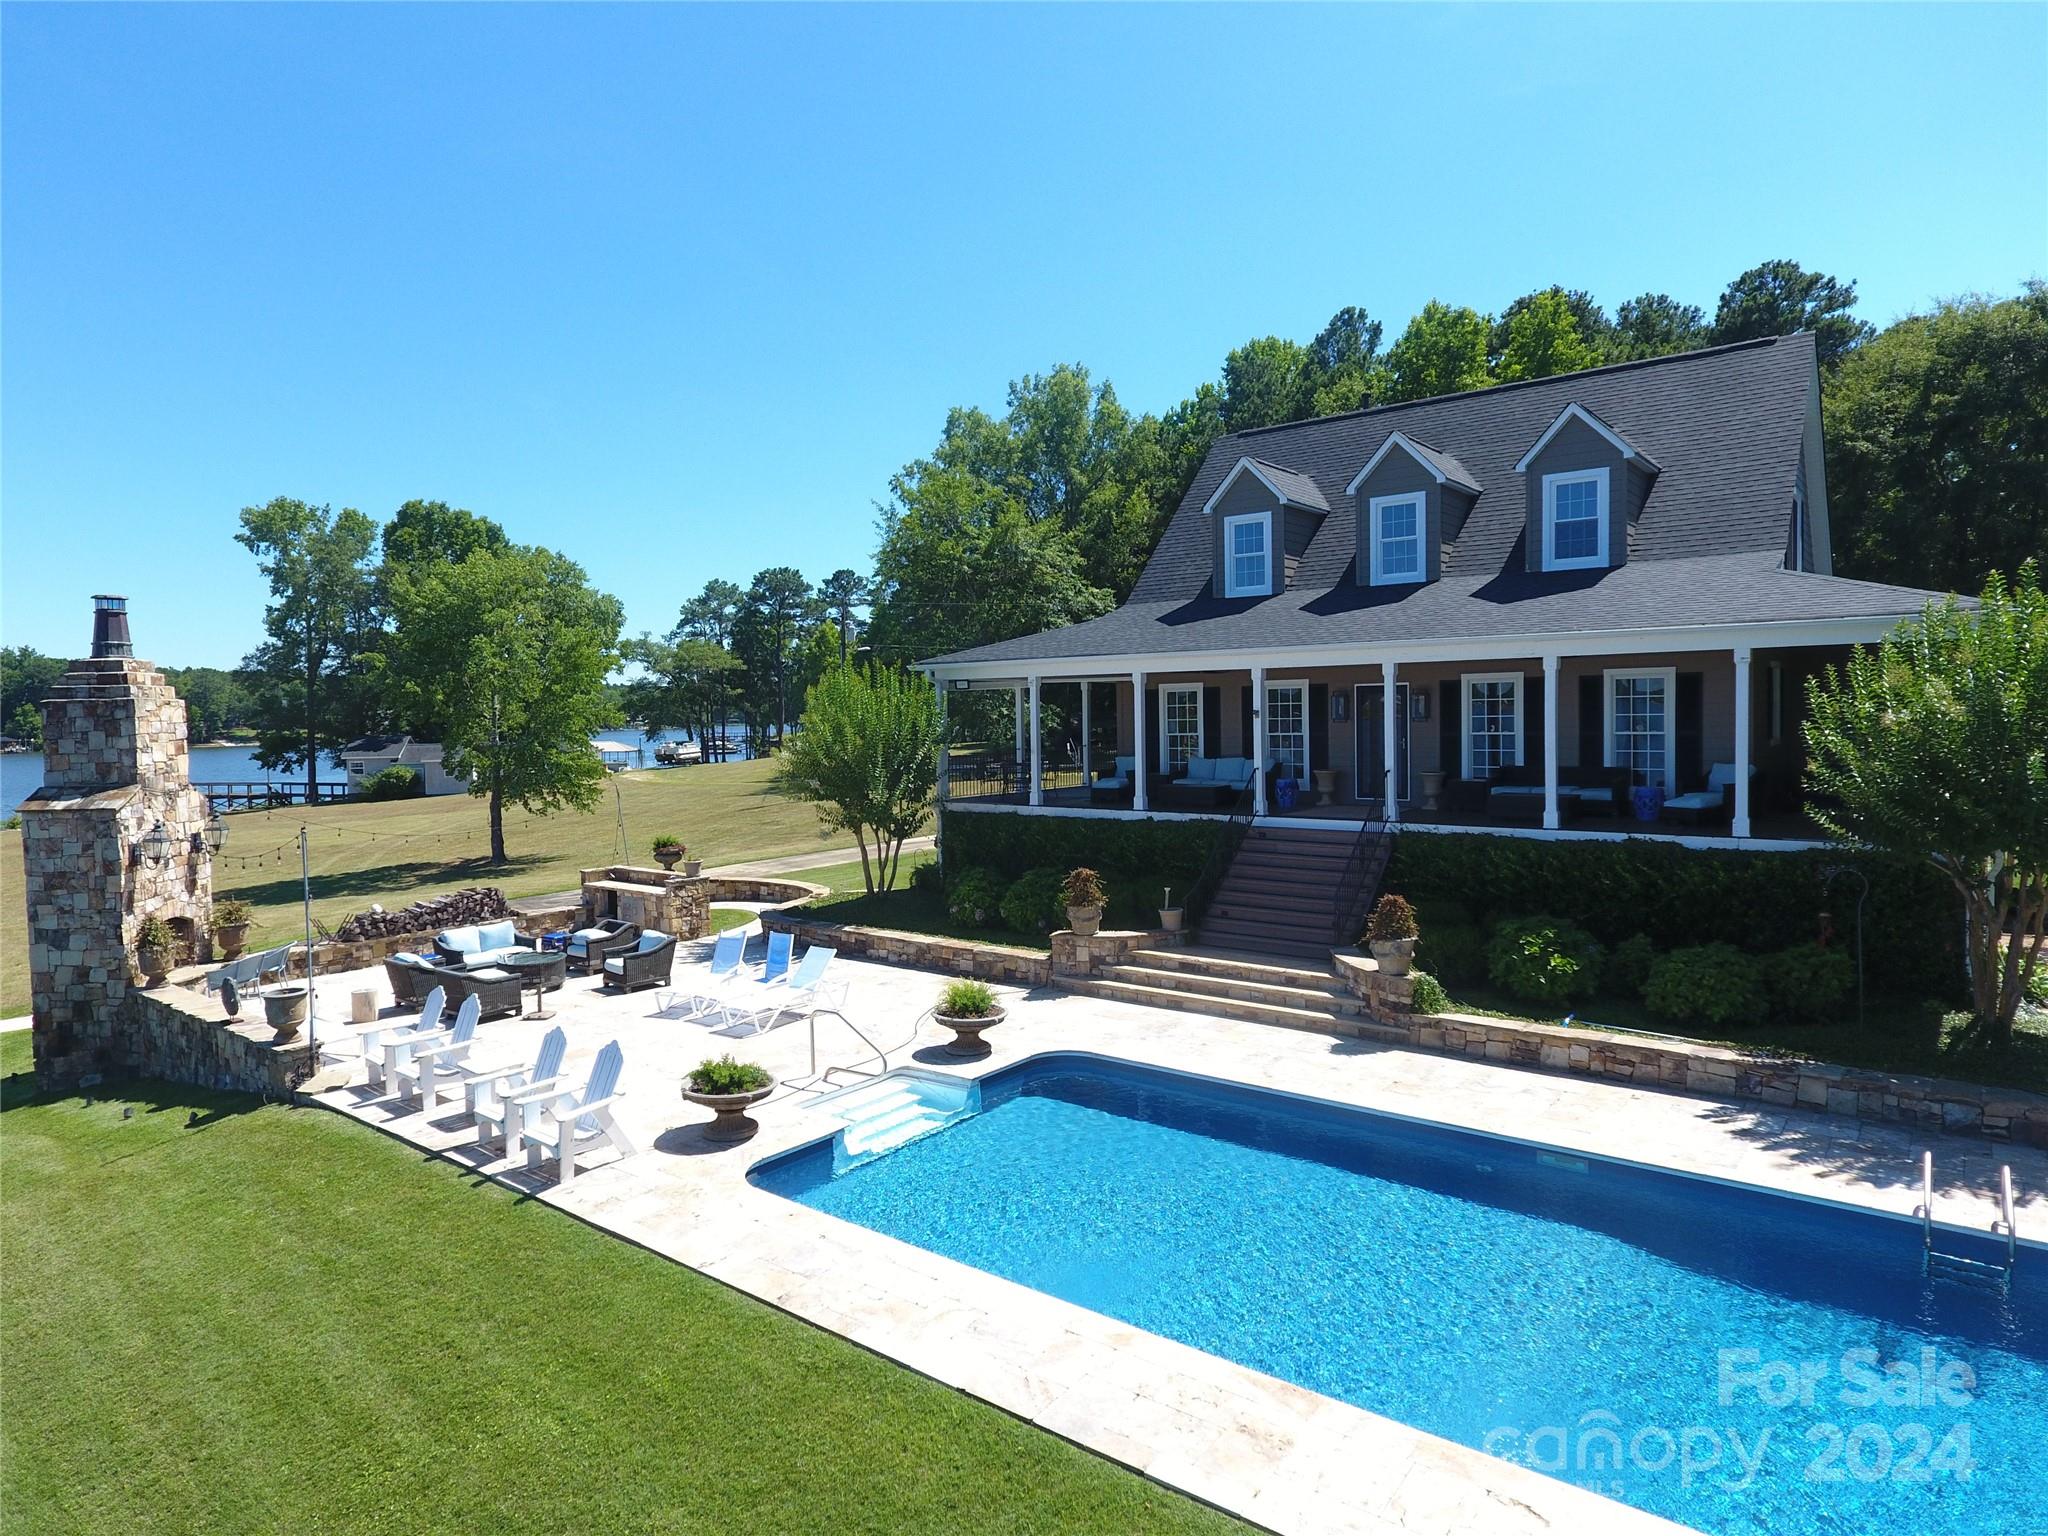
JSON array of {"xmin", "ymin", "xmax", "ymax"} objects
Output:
[
  {"xmin": 1329, "ymin": 813, "xmax": 1394, "ymax": 947},
  {"xmin": 1185, "ymin": 778, "xmax": 1258, "ymax": 924}
]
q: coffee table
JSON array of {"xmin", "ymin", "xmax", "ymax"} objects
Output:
[{"xmin": 498, "ymin": 950, "xmax": 566, "ymax": 1020}]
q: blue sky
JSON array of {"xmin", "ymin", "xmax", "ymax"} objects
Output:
[{"xmin": 4, "ymin": 3, "xmax": 2043, "ymax": 667}]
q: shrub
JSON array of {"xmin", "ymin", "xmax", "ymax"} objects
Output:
[
  {"xmin": 945, "ymin": 867, "xmax": 1006, "ymax": 927},
  {"xmin": 998, "ymin": 868, "xmax": 1066, "ymax": 933},
  {"xmin": 136, "ymin": 915, "xmax": 176, "ymax": 952},
  {"xmin": 938, "ymin": 979, "xmax": 999, "ymax": 1017},
  {"xmin": 1409, "ymin": 970, "xmax": 1451, "ymax": 1016},
  {"xmin": 361, "ymin": 764, "xmax": 425, "ymax": 801},
  {"xmin": 210, "ymin": 898, "xmax": 254, "ymax": 930},
  {"xmin": 941, "ymin": 807, "xmax": 1211, "ymax": 892},
  {"xmin": 1760, "ymin": 942, "xmax": 1854, "ymax": 1025},
  {"xmin": 1485, "ymin": 916, "xmax": 1603, "ymax": 1006},
  {"xmin": 1366, "ymin": 893, "xmax": 1418, "ymax": 943},
  {"xmin": 688, "ymin": 1055, "xmax": 772, "ymax": 1095},
  {"xmin": 651, "ymin": 833, "xmax": 684, "ymax": 854},
  {"xmin": 1645, "ymin": 944, "xmax": 1768, "ymax": 1030},
  {"xmin": 1417, "ymin": 922, "xmax": 1489, "ymax": 988},
  {"xmin": 1608, "ymin": 934, "xmax": 1657, "ymax": 1000},
  {"xmin": 1061, "ymin": 867, "xmax": 1107, "ymax": 909},
  {"xmin": 909, "ymin": 859, "xmax": 943, "ymax": 895}
]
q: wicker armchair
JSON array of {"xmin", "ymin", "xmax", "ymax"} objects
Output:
[
  {"xmin": 601, "ymin": 931, "xmax": 677, "ymax": 993},
  {"xmin": 566, "ymin": 919, "xmax": 640, "ymax": 974},
  {"xmin": 383, "ymin": 952, "xmax": 437, "ymax": 1006},
  {"xmin": 429, "ymin": 964, "xmax": 525, "ymax": 1020}
]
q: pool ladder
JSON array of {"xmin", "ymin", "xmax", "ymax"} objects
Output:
[{"xmin": 1915, "ymin": 1151, "xmax": 2020, "ymax": 1290}]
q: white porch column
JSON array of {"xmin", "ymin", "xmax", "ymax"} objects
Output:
[
  {"xmin": 1131, "ymin": 671, "xmax": 1148, "ymax": 812},
  {"xmin": 1250, "ymin": 665, "xmax": 1267, "ymax": 816},
  {"xmin": 1079, "ymin": 682, "xmax": 1092, "ymax": 789},
  {"xmin": 1381, "ymin": 659, "xmax": 1400, "ymax": 822},
  {"xmin": 935, "ymin": 675, "xmax": 949, "ymax": 803},
  {"xmin": 1012, "ymin": 685, "xmax": 1025, "ymax": 778},
  {"xmin": 1541, "ymin": 654, "xmax": 1562, "ymax": 830},
  {"xmin": 1732, "ymin": 645, "xmax": 1752, "ymax": 839},
  {"xmin": 1027, "ymin": 675, "xmax": 1043, "ymax": 807}
]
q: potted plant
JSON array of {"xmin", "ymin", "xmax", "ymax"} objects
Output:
[
  {"xmin": 934, "ymin": 978, "xmax": 1005, "ymax": 1058},
  {"xmin": 1158, "ymin": 885, "xmax": 1183, "ymax": 934},
  {"xmin": 651, "ymin": 834, "xmax": 685, "ymax": 872},
  {"xmin": 1061, "ymin": 867, "xmax": 1106, "ymax": 938},
  {"xmin": 1365, "ymin": 893, "xmax": 1419, "ymax": 976},
  {"xmin": 209, "ymin": 898, "xmax": 254, "ymax": 960},
  {"xmin": 682, "ymin": 1054, "xmax": 776, "ymax": 1142},
  {"xmin": 135, "ymin": 914, "xmax": 175, "ymax": 986},
  {"xmin": 264, "ymin": 983, "xmax": 309, "ymax": 1040}
]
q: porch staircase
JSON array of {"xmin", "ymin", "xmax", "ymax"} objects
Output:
[
  {"xmin": 1056, "ymin": 947, "xmax": 1408, "ymax": 1043},
  {"xmin": 1197, "ymin": 821, "xmax": 1391, "ymax": 962}
]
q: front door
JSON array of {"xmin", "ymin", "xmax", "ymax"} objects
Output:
[{"xmin": 1354, "ymin": 684, "xmax": 1411, "ymax": 805}]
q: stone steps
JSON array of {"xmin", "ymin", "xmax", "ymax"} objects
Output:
[
  {"xmin": 1058, "ymin": 974, "xmax": 1408, "ymax": 1042},
  {"xmin": 1056, "ymin": 945, "xmax": 1408, "ymax": 1043},
  {"xmin": 1098, "ymin": 961, "xmax": 1364, "ymax": 1015}
]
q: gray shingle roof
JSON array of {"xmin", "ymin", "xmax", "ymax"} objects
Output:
[
  {"xmin": 927, "ymin": 335, "xmax": 1960, "ymax": 669},
  {"xmin": 1384, "ymin": 433, "xmax": 1482, "ymax": 494},
  {"xmin": 1233, "ymin": 457, "xmax": 1329, "ymax": 512},
  {"xmin": 926, "ymin": 551, "xmax": 1947, "ymax": 666}
]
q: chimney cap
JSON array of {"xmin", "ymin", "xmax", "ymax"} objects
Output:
[
  {"xmin": 92, "ymin": 594, "xmax": 129, "ymax": 608},
  {"xmin": 90, "ymin": 595, "xmax": 133, "ymax": 658}
]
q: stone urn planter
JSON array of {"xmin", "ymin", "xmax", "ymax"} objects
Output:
[
  {"xmin": 936, "ymin": 1005, "xmax": 1006, "ymax": 1059},
  {"xmin": 683, "ymin": 1079, "xmax": 776, "ymax": 1142},
  {"xmin": 212, "ymin": 923, "xmax": 252, "ymax": 961},
  {"xmin": 654, "ymin": 847, "xmax": 683, "ymax": 872},
  {"xmin": 1418, "ymin": 769, "xmax": 1446, "ymax": 812},
  {"xmin": 264, "ymin": 986, "xmax": 310, "ymax": 1040},
  {"xmin": 136, "ymin": 946, "xmax": 170, "ymax": 987},
  {"xmin": 1065, "ymin": 905, "xmax": 1102, "ymax": 938},
  {"xmin": 1368, "ymin": 937, "xmax": 1417, "ymax": 976}
]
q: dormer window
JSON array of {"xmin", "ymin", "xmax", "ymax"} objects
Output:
[
  {"xmin": 1368, "ymin": 494, "xmax": 1424, "ymax": 585},
  {"xmin": 1542, "ymin": 467, "xmax": 1609, "ymax": 570},
  {"xmin": 1223, "ymin": 511, "xmax": 1272, "ymax": 596}
]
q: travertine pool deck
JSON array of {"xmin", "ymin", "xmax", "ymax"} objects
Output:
[{"xmin": 309, "ymin": 939, "xmax": 2044, "ymax": 1536}]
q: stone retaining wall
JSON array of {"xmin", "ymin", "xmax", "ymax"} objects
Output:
[
  {"xmin": 759, "ymin": 911, "xmax": 1051, "ymax": 986},
  {"xmin": 1050, "ymin": 927, "xmax": 1185, "ymax": 976},
  {"xmin": 700, "ymin": 876, "xmax": 826, "ymax": 911}
]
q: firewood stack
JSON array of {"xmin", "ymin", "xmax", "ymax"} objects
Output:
[{"xmin": 334, "ymin": 887, "xmax": 515, "ymax": 942}]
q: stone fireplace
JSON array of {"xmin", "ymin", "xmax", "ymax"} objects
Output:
[{"xmin": 19, "ymin": 596, "xmax": 218, "ymax": 1086}]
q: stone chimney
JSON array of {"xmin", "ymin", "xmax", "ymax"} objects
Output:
[{"xmin": 19, "ymin": 597, "xmax": 216, "ymax": 1086}]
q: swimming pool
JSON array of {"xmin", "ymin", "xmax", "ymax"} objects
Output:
[{"xmin": 751, "ymin": 1052, "xmax": 2046, "ymax": 1536}]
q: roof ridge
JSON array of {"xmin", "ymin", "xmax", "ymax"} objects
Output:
[{"xmin": 1226, "ymin": 334, "xmax": 1802, "ymax": 440}]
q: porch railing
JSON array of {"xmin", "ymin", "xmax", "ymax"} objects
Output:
[
  {"xmin": 1185, "ymin": 778, "xmax": 1257, "ymax": 925},
  {"xmin": 1329, "ymin": 814, "xmax": 1395, "ymax": 948}
]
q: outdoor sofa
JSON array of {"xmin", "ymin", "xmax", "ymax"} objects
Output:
[
  {"xmin": 1164, "ymin": 755, "xmax": 1256, "ymax": 807},
  {"xmin": 1482, "ymin": 764, "xmax": 1634, "ymax": 822},
  {"xmin": 602, "ymin": 930, "xmax": 678, "ymax": 993},
  {"xmin": 433, "ymin": 919, "xmax": 535, "ymax": 968}
]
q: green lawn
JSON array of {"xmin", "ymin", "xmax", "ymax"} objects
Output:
[
  {"xmin": 0, "ymin": 1031, "xmax": 1242, "ymax": 1535},
  {"xmin": 2, "ymin": 758, "xmax": 881, "ymax": 1017},
  {"xmin": 794, "ymin": 850, "xmax": 1053, "ymax": 952}
]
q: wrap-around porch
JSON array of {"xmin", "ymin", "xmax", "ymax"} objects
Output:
[{"xmin": 936, "ymin": 642, "xmax": 1841, "ymax": 848}]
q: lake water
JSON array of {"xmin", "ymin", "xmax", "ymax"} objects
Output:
[{"xmin": 0, "ymin": 725, "xmax": 754, "ymax": 821}]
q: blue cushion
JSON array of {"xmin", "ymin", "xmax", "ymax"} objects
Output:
[
  {"xmin": 439, "ymin": 925, "xmax": 481, "ymax": 955},
  {"xmin": 1212, "ymin": 757, "xmax": 1251, "ymax": 786},
  {"xmin": 477, "ymin": 919, "xmax": 519, "ymax": 950}
]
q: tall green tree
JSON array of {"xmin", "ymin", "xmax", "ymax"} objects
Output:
[
  {"xmin": 1304, "ymin": 305, "xmax": 1387, "ymax": 414},
  {"xmin": 674, "ymin": 579, "xmax": 746, "ymax": 757},
  {"xmin": 735, "ymin": 567, "xmax": 816, "ymax": 749},
  {"xmin": 1491, "ymin": 288, "xmax": 1610, "ymax": 371},
  {"xmin": 818, "ymin": 568, "xmax": 870, "ymax": 666},
  {"xmin": 1383, "ymin": 301, "xmax": 1494, "ymax": 402},
  {"xmin": 1, "ymin": 646, "xmax": 64, "ymax": 742},
  {"xmin": 1712, "ymin": 259, "xmax": 1874, "ymax": 367},
  {"xmin": 1612, "ymin": 292, "xmax": 1709, "ymax": 359},
  {"xmin": 1220, "ymin": 336, "xmax": 1314, "ymax": 432},
  {"xmin": 1493, "ymin": 289, "xmax": 1602, "ymax": 382},
  {"xmin": 1824, "ymin": 285, "xmax": 2048, "ymax": 595},
  {"xmin": 775, "ymin": 662, "xmax": 939, "ymax": 895},
  {"xmin": 624, "ymin": 634, "xmax": 741, "ymax": 750},
  {"xmin": 160, "ymin": 666, "xmax": 254, "ymax": 742},
  {"xmin": 235, "ymin": 497, "xmax": 381, "ymax": 796},
  {"xmin": 1804, "ymin": 566, "xmax": 2047, "ymax": 1042},
  {"xmin": 389, "ymin": 545, "xmax": 623, "ymax": 864},
  {"xmin": 380, "ymin": 499, "xmax": 508, "ymax": 571}
]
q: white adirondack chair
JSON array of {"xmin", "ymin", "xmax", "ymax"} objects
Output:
[
  {"xmin": 392, "ymin": 995, "xmax": 481, "ymax": 1109},
  {"xmin": 357, "ymin": 986, "xmax": 446, "ymax": 1089},
  {"xmin": 467, "ymin": 1026, "xmax": 569, "ymax": 1152},
  {"xmin": 714, "ymin": 946, "xmax": 842, "ymax": 1037},
  {"xmin": 508, "ymin": 1041, "xmax": 632, "ymax": 1185}
]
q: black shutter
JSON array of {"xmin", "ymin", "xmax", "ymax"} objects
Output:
[
  {"xmin": 1147, "ymin": 687, "xmax": 1161, "ymax": 774},
  {"xmin": 1309, "ymin": 683, "xmax": 1329, "ymax": 770},
  {"xmin": 1676, "ymin": 672, "xmax": 1704, "ymax": 790},
  {"xmin": 1578, "ymin": 674, "xmax": 1603, "ymax": 773},
  {"xmin": 1239, "ymin": 684, "xmax": 1253, "ymax": 760},
  {"xmin": 1525, "ymin": 672, "xmax": 1545, "ymax": 773},
  {"xmin": 1202, "ymin": 685, "xmax": 1221, "ymax": 758},
  {"xmin": 1438, "ymin": 680, "xmax": 1460, "ymax": 781}
]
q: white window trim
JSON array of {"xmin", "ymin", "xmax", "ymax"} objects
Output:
[
  {"xmin": 1461, "ymin": 671, "xmax": 1524, "ymax": 780},
  {"xmin": 1514, "ymin": 402, "xmax": 1657, "ymax": 473},
  {"xmin": 1222, "ymin": 510, "xmax": 1274, "ymax": 597},
  {"xmin": 1160, "ymin": 683, "xmax": 1203, "ymax": 773},
  {"xmin": 1603, "ymin": 666, "xmax": 1677, "ymax": 790},
  {"xmin": 1367, "ymin": 493, "xmax": 1427, "ymax": 586},
  {"xmin": 1542, "ymin": 466, "xmax": 1610, "ymax": 572},
  {"xmin": 1263, "ymin": 678, "xmax": 1309, "ymax": 775}
]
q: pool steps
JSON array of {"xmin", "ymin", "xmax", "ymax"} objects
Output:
[
  {"xmin": 812, "ymin": 1071, "xmax": 981, "ymax": 1168},
  {"xmin": 1056, "ymin": 947, "xmax": 1409, "ymax": 1044}
]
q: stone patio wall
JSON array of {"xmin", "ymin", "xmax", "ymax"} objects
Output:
[
  {"xmin": 699, "ymin": 876, "xmax": 826, "ymax": 911},
  {"xmin": 758, "ymin": 912, "xmax": 1051, "ymax": 986},
  {"xmin": 1050, "ymin": 927, "xmax": 1185, "ymax": 976}
]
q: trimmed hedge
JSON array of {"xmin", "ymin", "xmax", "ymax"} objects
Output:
[
  {"xmin": 1385, "ymin": 833, "xmax": 1959, "ymax": 997},
  {"xmin": 941, "ymin": 809, "xmax": 1214, "ymax": 891}
]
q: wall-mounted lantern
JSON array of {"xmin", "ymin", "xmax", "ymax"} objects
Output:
[{"xmin": 135, "ymin": 819, "xmax": 176, "ymax": 866}]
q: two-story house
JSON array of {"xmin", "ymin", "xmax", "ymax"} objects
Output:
[{"xmin": 923, "ymin": 335, "xmax": 1952, "ymax": 866}]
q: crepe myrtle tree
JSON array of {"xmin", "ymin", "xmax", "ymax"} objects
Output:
[
  {"xmin": 1804, "ymin": 564, "xmax": 2047, "ymax": 1043},
  {"xmin": 775, "ymin": 662, "xmax": 940, "ymax": 896}
]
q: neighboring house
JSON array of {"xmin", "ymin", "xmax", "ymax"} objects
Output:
[
  {"xmin": 923, "ymin": 335, "xmax": 1952, "ymax": 850},
  {"xmin": 337, "ymin": 735, "xmax": 467, "ymax": 797}
]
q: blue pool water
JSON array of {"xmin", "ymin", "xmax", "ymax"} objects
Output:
[{"xmin": 752, "ymin": 1053, "xmax": 2047, "ymax": 1536}]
